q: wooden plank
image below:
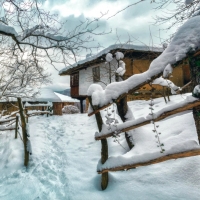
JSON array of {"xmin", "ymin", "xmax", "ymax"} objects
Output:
[
  {"xmin": 98, "ymin": 149, "xmax": 200, "ymax": 174},
  {"xmin": 27, "ymin": 111, "xmax": 52, "ymax": 116},
  {"xmin": 95, "ymin": 100, "xmax": 200, "ymax": 140},
  {"xmin": 0, "ymin": 117, "xmax": 16, "ymax": 125},
  {"xmin": 0, "ymin": 127, "xmax": 15, "ymax": 131}
]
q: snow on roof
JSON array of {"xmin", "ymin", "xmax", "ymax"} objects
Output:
[
  {"xmin": 29, "ymin": 88, "xmax": 62, "ymax": 102},
  {"xmin": 54, "ymin": 92, "xmax": 79, "ymax": 102},
  {"xmin": 88, "ymin": 15, "xmax": 200, "ymax": 108},
  {"xmin": 0, "ymin": 89, "xmax": 78, "ymax": 103},
  {"xmin": 59, "ymin": 44, "xmax": 163, "ymax": 75}
]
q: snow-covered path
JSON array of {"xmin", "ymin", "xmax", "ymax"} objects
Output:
[
  {"xmin": 1, "ymin": 95, "xmax": 200, "ymax": 200},
  {"xmin": 0, "ymin": 116, "xmax": 70, "ymax": 199},
  {"xmin": 0, "ymin": 114, "xmax": 103, "ymax": 200}
]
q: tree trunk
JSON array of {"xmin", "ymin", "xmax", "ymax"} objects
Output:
[{"xmin": 189, "ymin": 54, "xmax": 200, "ymax": 143}]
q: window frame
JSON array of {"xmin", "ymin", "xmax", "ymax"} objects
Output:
[
  {"xmin": 70, "ymin": 73, "xmax": 79, "ymax": 86},
  {"xmin": 92, "ymin": 66, "xmax": 100, "ymax": 82}
]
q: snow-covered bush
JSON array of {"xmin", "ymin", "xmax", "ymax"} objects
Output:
[{"xmin": 62, "ymin": 105, "xmax": 80, "ymax": 114}]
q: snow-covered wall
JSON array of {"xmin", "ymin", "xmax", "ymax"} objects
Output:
[{"xmin": 79, "ymin": 59, "xmax": 117, "ymax": 96}]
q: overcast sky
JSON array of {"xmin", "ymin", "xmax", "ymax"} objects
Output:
[{"xmin": 43, "ymin": 0, "xmax": 175, "ymax": 91}]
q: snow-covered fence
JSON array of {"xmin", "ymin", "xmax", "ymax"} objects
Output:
[
  {"xmin": 24, "ymin": 102, "xmax": 53, "ymax": 122},
  {"xmin": 86, "ymin": 13, "xmax": 200, "ymax": 189},
  {"xmin": 0, "ymin": 117, "xmax": 16, "ymax": 131},
  {"xmin": 87, "ymin": 49, "xmax": 200, "ymax": 189},
  {"xmin": 95, "ymin": 99, "xmax": 200, "ymax": 141},
  {"xmin": 89, "ymin": 92, "xmax": 200, "ymax": 189}
]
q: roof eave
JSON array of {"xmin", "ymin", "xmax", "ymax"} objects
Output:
[{"xmin": 59, "ymin": 48, "xmax": 162, "ymax": 76}]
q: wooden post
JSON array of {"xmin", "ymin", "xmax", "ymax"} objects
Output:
[
  {"xmin": 25, "ymin": 108, "xmax": 28, "ymax": 123},
  {"xmin": 15, "ymin": 115, "xmax": 19, "ymax": 139},
  {"xmin": 188, "ymin": 53, "xmax": 200, "ymax": 143},
  {"xmin": 115, "ymin": 71, "xmax": 134, "ymax": 149},
  {"xmin": 80, "ymin": 99, "xmax": 84, "ymax": 113},
  {"xmin": 116, "ymin": 96, "xmax": 134, "ymax": 149},
  {"xmin": 162, "ymin": 86, "xmax": 167, "ymax": 103},
  {"xmin": 109, "ymin": 62, "xmax": 111, "ymax": 83},
  {"xmin": 167, "ymin": 87, "xmax": 170, "ymax": 102},
  {"xmin": 17, "ymin": 98, "xmax": 29, "ymax": 166},
  {"xmin": 53, "ymin": 102, "xmax": 62, "ymax": 115},
  {"xmin": 88, "ymin": 96, "xmax": 109, "ymax": 190}
]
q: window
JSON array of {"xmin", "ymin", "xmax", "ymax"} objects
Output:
[
  {"xmin": 70, "ymin": 73, "xmax": 79, "ymax": 86},
  {"xmin": 92, "ymin": 66, "xmax": 100, "ymax": 82}
]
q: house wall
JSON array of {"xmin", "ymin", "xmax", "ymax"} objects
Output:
[
  {"xmin": 126, "ymin": 60, "xmax": 190, "ymax": 101},
  {"xmin": 78, "ymin": 56, "xmax": 191, "ymax": 99},
  {"xmin": 132, "ymin": 60, "xmax": 185, "ymax": 90},
  {"xmin": 79, "ymin": 59, "xmax": 117, "ymax": 96}
]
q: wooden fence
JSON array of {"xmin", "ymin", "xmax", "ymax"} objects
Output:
[
  {"xmin": 0, "ymin": 99, "xmax": 53, "ymax": 167},
  {"xmin": 88, "ymin": 90, "xmax": 200, "ymax": 190}
]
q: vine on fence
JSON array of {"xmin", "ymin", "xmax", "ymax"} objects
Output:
[
  {"xmin": 104, "ymin": 104, "xmax": 127, "ymax": 150},
  {"xmin": 149, "ymin": 81, "xmax": 165, "ymax": 153}
]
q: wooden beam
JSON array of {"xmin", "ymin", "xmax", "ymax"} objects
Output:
[
  {"xmin": 98, "ymin": 148, "xmax": 200, "ymax": 174},
  {"xmin": 95, "ymin": 100, "xmax": 200, "ymax": 140},
  {"xmin": 194, "ymin": 50, "xmax": 200, "ymax": 57},
  {"xmin": 0, "ymin": 127, "xmax": 15, "ymax": 131},
  {"xmin": 0, "ymin": 117, "xmax": 16, "ymax": 125},
  {"xmin": 27, "ymin": 111, "xmax": 52, "ymax": 117},
  {"xmin": 176, "ymin": 81, "xmax": 192, "ymax": 94}
]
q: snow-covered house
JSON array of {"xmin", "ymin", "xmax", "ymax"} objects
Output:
[
  {"xmin": 0, "ymin": 88, "xmax": 80, "ymax": 115},
  {"xmin": 59, "ymin": 44, "xmax": 191, "ymax": 105}
]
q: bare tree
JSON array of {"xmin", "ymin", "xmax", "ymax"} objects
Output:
[
  {"xmin": 0, "ymin": 0, "xmax": 108, "ymax": 99},
  {"xmin": 153, "ymin": 0, "xmax": 200, "ymax": 30},
  {"xmin": 0, "ymin": 52, "xmax": 50, "ymax": 100},
  {"xmin": 109, "ymin": 0, "xmax": 200, "ymax": 36}
]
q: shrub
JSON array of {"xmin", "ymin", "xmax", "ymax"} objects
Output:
[{"xmin": 62, "ymin": 105, "xmax": 80, "ymax": 114}]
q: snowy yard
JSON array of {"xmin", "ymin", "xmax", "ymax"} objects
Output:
[{"xmin": 0, "ymin": 94, "xmax": 200, "ymax": 200}]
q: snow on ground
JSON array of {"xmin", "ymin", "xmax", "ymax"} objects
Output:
[{"xmin": 0, "ymin": 94, "xmax": 200, "ymax": 200}]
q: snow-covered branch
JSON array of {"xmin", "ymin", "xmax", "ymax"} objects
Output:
[
  {"xmin": 0, "ymin": 0, "xmax": 109, "ymax": 65},
  {"xmin": 88, "ymin": 15, "xmax": 200, "ymax": 115},
  {"xmin": 0, "ymin": 0, "xmax": 110, "ymax": 99}
]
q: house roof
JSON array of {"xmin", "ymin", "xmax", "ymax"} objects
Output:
[
  {"xmin": 54, "ymin": 92, "xmax": 79, "ymax": 102},
  {"xmin": 0, "ymin": 89, "xmax": 79, "ymax": 103},
  {"xmin": 31, "ymin": 88, "xmax": 62, "ymax": 102},
  {"xmin": 59, "ymin": 44, "xmax": 163, "ymax": 76}
]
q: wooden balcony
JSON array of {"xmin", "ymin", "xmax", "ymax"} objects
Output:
[{"xmin": 71, "ymin": 86, "xmax": 79, "ymax": 98}]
